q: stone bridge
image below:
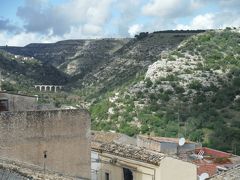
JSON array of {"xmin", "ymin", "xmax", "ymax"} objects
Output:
[{"xmin": 34, "ymin": 85, "xmax": 63, "ymax": 92}]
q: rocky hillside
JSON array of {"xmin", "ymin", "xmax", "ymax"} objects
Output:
[
  {"xmin": 0, "ymin": 39, "xmax": 130, "ymax": 76},
  {"xmin": 0, "ymin": 50, "xmax": 68, "ymax": 93},
  {"xmin": 1, "ymin": 31, "xmax": 203, "ymax": 96},
  {"xmin": 90, "ymin": 28, "xmax": 240, "ymax": 154},
  {"xmin": 71, "ymin": 30, "xmax": 204, "ymax": 98}
]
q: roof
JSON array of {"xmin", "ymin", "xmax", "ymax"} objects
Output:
[
  {"xmin": 138, "ymin": 135, "xmax": 194, "ymax": 144},
  {"xmin": 100, "ymin": 142, "xmax": 165, "ymax": 165},
  {"xmin": 210, "ymin": 165, "xmax": 240, "ymax": 180},
  {"xmin": 91, "ymin": 131, "xmax": 123, "ymax": 152},
  {"xmin": 195, "ymin": 147, "xmax": 232, "ymax": 158},
  {"xmin": 91, "ymin": 131, "xmax": 122, "ymax": 144},
  {"xmin": 0, "ymin": 158, "xmax": 74, "ymax": 180},
  {"xmin": 0, "ymin": 91, "xmax": 36, "ymax": 98}
]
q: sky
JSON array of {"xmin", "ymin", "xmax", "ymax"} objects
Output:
[{"xmin": 0, "ymin": 0, "xmax": 239, "ymax": 46}]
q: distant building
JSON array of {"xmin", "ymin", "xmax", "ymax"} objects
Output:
[
  {"xmin": 91, "ymin": 132, "xmax": 240, "ymax": 180},
  {"xmin": 0, "ymin": 92, "xmax": 37, "ymax": 112},
  {"xmin": 193, "ymin": 147, "xmax": 240, "ymax": 178},
  {"xmin": 137, "ymin": 135, "xmax": 201, "ymax": 154},
  {"xmin": 91, "ymin": 132, "xmax": 197, "ymax": 180}
]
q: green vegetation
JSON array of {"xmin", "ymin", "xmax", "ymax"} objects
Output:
[
  {"xmin": 1, "ymin": 29, "xmax": 240, "ymax": 155},
  {"xmin": 88, "ymin": 29, "xmax": 240, "ymax": 155}
]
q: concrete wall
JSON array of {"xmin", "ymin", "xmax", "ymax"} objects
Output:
[
  {"xmin": 159, "ymin": 157, "xmax": 197, "ymax": 180},
  {"xmin": 0, "ymin": 92, "xmax": 37, "ymax": 111},
  {"xmin": 137, "ymin": 136, "xmax": 161, "ymax": 152},
  {"xmin": 179, "ymin": 143, "xmax": 196, "ymax": 153},
  {"xmin": 0, "ymin": 109, "xmax": 91, "ymax": 179},
  {"xmin": 160, "ymin": 142, "xmax": 178, "ymax": 154},
  {"xmin": 137, "ymin": 136, "xmax": 196, "ymax": 155}
]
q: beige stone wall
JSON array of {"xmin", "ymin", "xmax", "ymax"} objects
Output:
[
  {"xmin": 98, "ymin": 154, "xmax": 156, "ymax": 180},
  {"xmin": 0, "ymin": 109, "xmax": 91, "ymax": 179},
  {"xmin": 0, "ymin": 93, "xmax": 37, "ymax": 111},
  {"xmin": 97, "ymin": 153, "xmax": 197, "ymax": 180},
  {"xmin": 137, "ymin": 136, "xmax": 161, "ymax": 152},
  {"xmin": 159, "ymin": 157, "xmax": 197, "ymax": 180}
]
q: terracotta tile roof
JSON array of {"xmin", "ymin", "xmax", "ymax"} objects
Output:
[
  {"xmin": 197, "ymin": 163, "xmax": 217, "ymax": 176},
  {"xmin": 100, "ymin": 142, "xmax": 165, "ymax": 165},
  {"xmin": 195, "ymin": 147, "xmax": 232, "ymax": 158},
  {"xmin": 0, "ymin": 158, "xmax": 74, "ymax": 180}
]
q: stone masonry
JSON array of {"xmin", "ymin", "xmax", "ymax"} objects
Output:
[{"xmin": 0, "ymin": 109, "xmax": 91, "ymax": 179}]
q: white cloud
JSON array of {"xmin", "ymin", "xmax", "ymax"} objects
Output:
[
  {"xmin": 17, "ymin": 0, "xmax": 113, "ymax": 36},
  {"xmin": 176, "ymin": 13, "xmax": 215, "ymax": 30},
  {"xmin": 0, "ymin": 24, "xmax": 104, "ymax": 46},
  {"xmin": 113, "ymin": 0, "xmax": 143, "ymax": 36},
  {"xmin": 82, "ymin": 24, "xmax": 102, "ymax": 35},
  {"xmin": 142, "ymin": 0, "xmax": 196, "ymax": 18},
  {"xmin": 1, "ymin": 0, "xmax": 240, "ymax": 45},
  {"xmin": 0, "ymin": 30, "xmax": 61, "ymax": 46},
  {"xmin": 176, "ymin": 12, "xmax": 240, "ymax": 30},
  {"xmin": 128, "ymin": 24, "xmax": 143, "ymax": 37}
]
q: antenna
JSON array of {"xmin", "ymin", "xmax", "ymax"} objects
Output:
[
  {"xmin": 177, "ymin": 137, "xmax": 185, "ymax": 156},
  {"xmin": 199, "ymin": 173, "xmax": 209, "ymax": 180},
  {"xmin": 178, "ymin": 137, "xmax": 185, "ymax": 146},
  {"xmin": 197, "ymin": 149, "xmax": 204, "ymax": 159}
]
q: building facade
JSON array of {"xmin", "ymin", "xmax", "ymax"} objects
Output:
[
  {"xmin": 92, "ymin": 143, "xmax": 197, "ymax": 180},
  {"xmin": 91, "ymin": 132, "xmax": 197, "ymax": 180}
]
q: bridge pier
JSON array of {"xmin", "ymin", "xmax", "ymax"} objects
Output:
[{"xmin": 34, "ymin": 85, "xmax": 63, "ymax": 92}]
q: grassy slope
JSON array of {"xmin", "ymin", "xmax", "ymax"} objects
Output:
[{"xmin": 90, "ymin": 29, "xmax": 240, "ymax": 154}]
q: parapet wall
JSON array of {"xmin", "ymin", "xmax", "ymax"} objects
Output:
[{"xmin": 0, "ymin": 109, "xmax": 91, "ymax": 179}]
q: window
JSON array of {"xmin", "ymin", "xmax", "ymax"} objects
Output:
[
  {"xmin": 105, "ymin": 172, "xmax": 109, "ymax": 180},
  {"xmin": 123, "ymin": 168, "xmax": 133, "ymax": 180},
  {"xmin": 0, "ymin": 99, "xmax": 8, "ymax": 112}
]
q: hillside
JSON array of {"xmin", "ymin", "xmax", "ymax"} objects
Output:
[
  {"xmin": 0, "ymin": 39, "xmax": 130, "ymax": 76},
  {"xmin": 71, "ymin": 30, "xmax": 204, "ymax": 98},
  {"xmin": 2, "ymin": 29, "xmax": 238, "ymax": 154},
  {"xmin": 90, "ymin": 29, "xmax": 240, "ymax": 154},
  {"xmin": 1, "ymin": 31, "xmax": 203, "ymax": 96},
  {"xmin": 0, "ymin": 50, "xmax": 68, "ymax": 93}
]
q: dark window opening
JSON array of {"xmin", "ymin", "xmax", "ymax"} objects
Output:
[
  {"xmin": 44, "ymin": 151, "xmax": 47, "ymax": 159},
  {"xmin": 0, "ymin": 99, "xmax": 8, "ymax": 112},
  {"xmin": 105, "ymin": 172, "xmax": 109, "ymax": 180},
  {"xmin": 123, "ymin": 168, "xmax": 133, "ymax": 180}
]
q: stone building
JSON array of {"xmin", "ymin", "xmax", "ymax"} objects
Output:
[
  {"xmin": 0, "ymin": 109, "xmax": 91, "ymax": 179},
  {"xmin": 0, "ymin": 92, "xmax": 37, "ymax": 112},
  {"xmin": 91, "ymin": 132, "xmax": 240, "ymax": 180},
  {"xmin": 137, "ymin": 135, "xmax": 201, "ymax": 155},
  {"xmin": 91, "ymin": 132, "xmax": 197, "ymax": 180}
]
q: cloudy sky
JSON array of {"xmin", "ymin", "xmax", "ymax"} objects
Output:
[{"xmin": 0, "ymin": 0, "xmax": 239, "ymax": 46}]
